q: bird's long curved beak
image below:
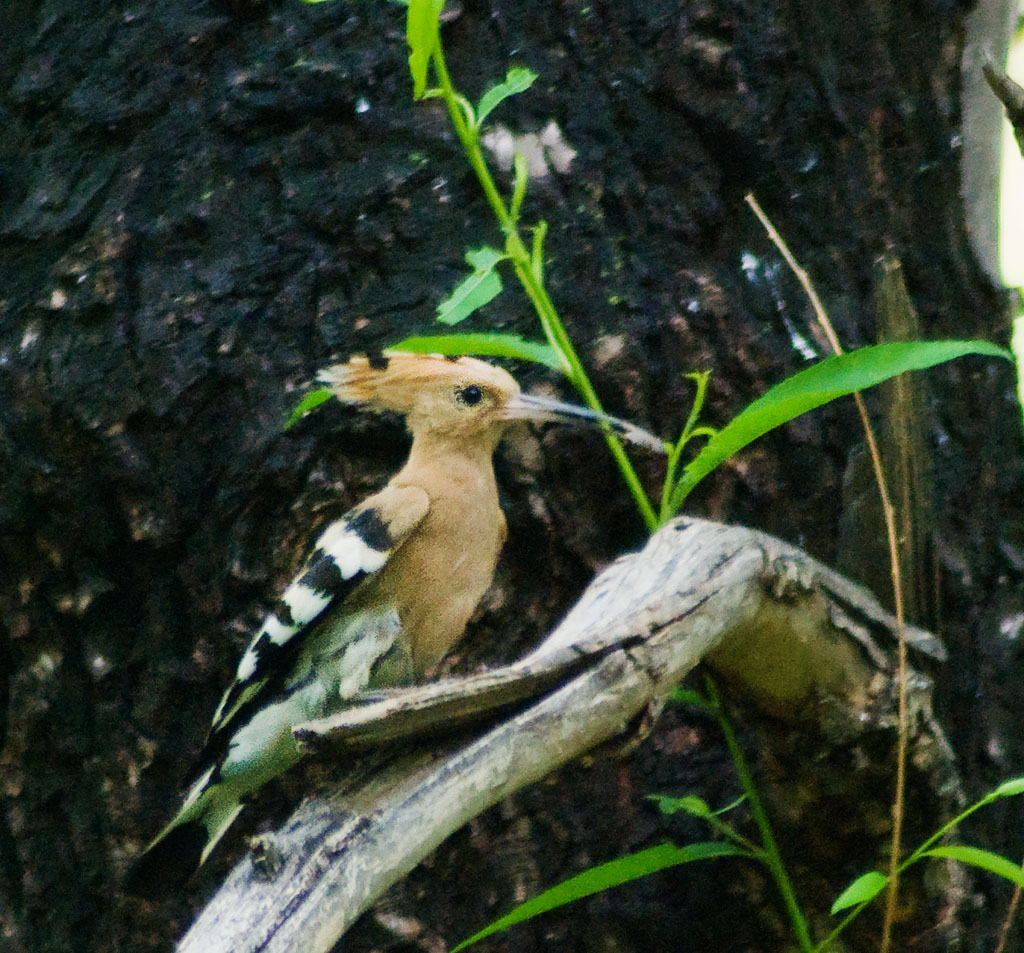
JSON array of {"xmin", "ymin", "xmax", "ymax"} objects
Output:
[{"xmin": 500, "ymin": 393, "xmax": 667, "ymax": 454}]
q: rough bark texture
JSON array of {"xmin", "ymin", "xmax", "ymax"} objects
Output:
[{"xmin": 0, "ymin": 1, "xmax": 1020, "ymax": 952}]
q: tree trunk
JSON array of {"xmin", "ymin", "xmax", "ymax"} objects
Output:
[{"xmin": 0, "ymin": 1, "xmax": 1018, "ymax": 952}]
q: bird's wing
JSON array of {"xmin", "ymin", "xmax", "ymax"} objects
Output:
[{"xmin": 189, "ymin": 484, "xmax": 429, "ymax": 782}]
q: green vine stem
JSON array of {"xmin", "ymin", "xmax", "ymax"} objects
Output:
[
  {"xmin": 428, "ymin": 44, "xmax": 659, "ymax": 531},
  {"xmin": 705, "ymin": 675, "xmax": 815, "ymax": 953},
  {"xmin": 659, "ymin": 371, "xmax": 715, "ymax": 524}
]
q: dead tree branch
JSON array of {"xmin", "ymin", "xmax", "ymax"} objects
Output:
[{"xmin": 176, "ymin": 517, "xmax": 955, "ymax": 953}]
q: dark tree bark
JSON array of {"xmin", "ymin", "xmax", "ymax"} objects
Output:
[{"xmin": 0, "ymin": 1, "xmax": 1019, "ymax": 952}]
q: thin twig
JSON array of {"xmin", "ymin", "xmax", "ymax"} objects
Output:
[
  {"xmin": 992, "ymin": 857, "xmax": 1024, "ymax": 953},
  {"xmin": 745, "ymin": 193, "xmax": 909, "ymax": 953}
]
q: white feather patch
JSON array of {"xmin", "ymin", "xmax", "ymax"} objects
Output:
[
  {"xmin": 281, "ymin": 583, "xmax": 332, "ymax": 626},
  {"xmin": 236, "ymin": 647, "xmax": 258, "ymax": 681},
  {"xmin": 262, "ymin": 615, "xmax": 296, "ymax": 646},
  {"xmin": 317, "ymin": 522, "xmax": 389, "ymax": 579}
]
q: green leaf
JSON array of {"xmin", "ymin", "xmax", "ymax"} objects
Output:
[
  {"xmin": 922, "ymin": 845, "xmax": 1024, "ymax": 887},
  {"xmin": 406, "ymin": 0, "xmax": 444, "ymax": 99},
  {"xmin": 647, "ymin": 795, "xmax": 712, "ymax": 818},
  {"xmin": 436, "ymin": 247, "xmax": 507, "ymax": 325},
  {"xmin": 283, "ymin": 387, "xmax": 334, "ymax": 430},
  {"xmin": 391, "ymin": 333, "xmax": 564, "ymax": 370},
  {"xmin": 669, "ymin": 340, "xmax": 1011, "ymax": 510},
  {"xmin": 436, "ymin": 270, "xmax": 501, "ymax": 324},
  {"xmin": 452, "ymin": 842, "xmax": 749, "ymax": 951},
  {"xmin": 464, "ymin": 246, "xmax": 505, "ymax": 271},
  {"xmin": 830, "ymin": 871, "xmax": 888, "ymax": 914},
  {"xmin": 989, "ymin": 777, "xmax": 1024, "ymax": 799},
  {"xmin": 475, "ymin": 66, "xmax": 538, "ymax": 126}
]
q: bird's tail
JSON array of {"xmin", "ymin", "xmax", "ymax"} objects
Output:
[{"xmin": 124, "ymin": 789, "xmax": 244, "ymax": 899}]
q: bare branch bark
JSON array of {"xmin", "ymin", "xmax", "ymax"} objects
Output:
[
  {"xmin": 176, "ymin": 517, "xmax": 956, "ymax": 953},
  {"xmin": 984, "ymin": 60, "xmax": 1024, "ymax": 157}
]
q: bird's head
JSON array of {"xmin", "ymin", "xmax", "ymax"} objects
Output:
[
  {"xmin": 318, "ymin": 351, "xmax": 666, "ymax": 453},
  {"xmin": 318, "ymin": 352, "xmax": 520, "ymax": 448}
]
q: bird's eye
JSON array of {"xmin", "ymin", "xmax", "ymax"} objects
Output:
[{"xmin": 457, "ymin": 385, "xmax": 483, "ymax": 406}]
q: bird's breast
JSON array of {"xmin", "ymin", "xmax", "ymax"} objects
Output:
[{"xmin": 361, "ymin": 488, "xmax": 506, "ymax": 675}]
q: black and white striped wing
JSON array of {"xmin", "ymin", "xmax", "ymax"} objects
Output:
[{"xmin": 204, "ymin": 485, "xmax": 428, "ymax": 755}]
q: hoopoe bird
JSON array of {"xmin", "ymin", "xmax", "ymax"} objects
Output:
[{"xmin": 126, "ymin": 351, "xmax": 663, "ymax": 896}]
